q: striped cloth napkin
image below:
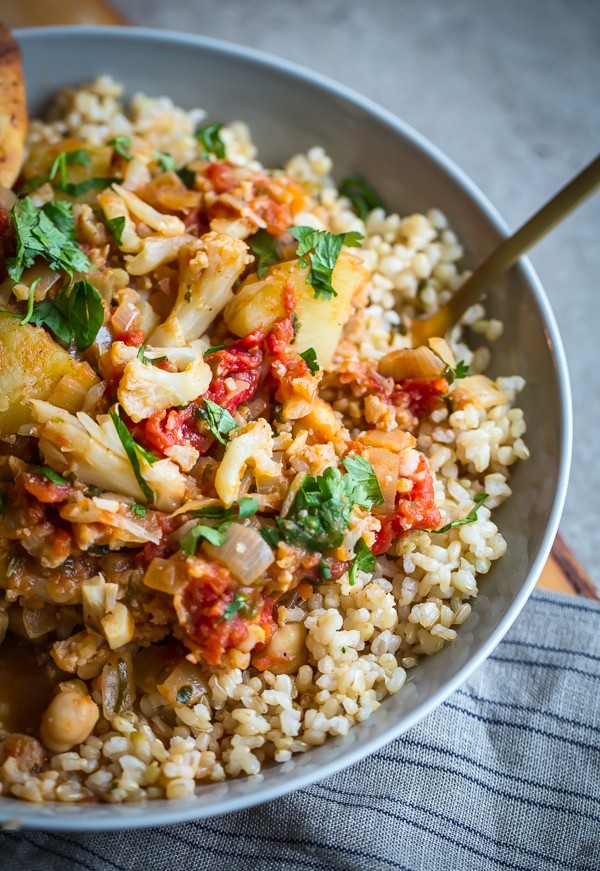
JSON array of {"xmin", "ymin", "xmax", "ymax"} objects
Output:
[{"xmin": 3, "ymin": 589, "xmax": 599, "ymax": 870}]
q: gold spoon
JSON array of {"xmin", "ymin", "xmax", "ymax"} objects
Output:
[{"xmin": 410, "ymin": 153, "xmax": 600, "ymax": 343}]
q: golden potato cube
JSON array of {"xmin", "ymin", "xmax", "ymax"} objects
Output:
[{"xmin": 0, "ymin": 314, "xmax": 99, "ymax": 440}]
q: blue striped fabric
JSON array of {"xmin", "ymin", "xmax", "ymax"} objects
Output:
[{"xmin": 3, "ymin": 590, "xmax": 600, "ymax": 871}]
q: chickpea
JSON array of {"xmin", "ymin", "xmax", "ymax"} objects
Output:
[
  {"xmin": 253, "ymin": 623, "xmax": 308, "ymax": 675},
  {"xmin": 40, "ymin": 687, "xmax": 100, "ymax": 753}
]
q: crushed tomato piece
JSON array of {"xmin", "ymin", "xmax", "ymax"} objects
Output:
[
  {"xmin": 372, "ymin": 455, "xmax": 441, "ymax": 554},
  {"xmin": 394, "ymin": 376, "xmax": 448, "ymax": 418},
  {"xmin": 21, "ymin": 473, "xmax": 71, "ymax": 504}
]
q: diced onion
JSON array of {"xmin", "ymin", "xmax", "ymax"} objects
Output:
[
  {"xmin": 101, "ymin": 651, "xmax": 135, "ymax": 720},
  {"xmin": 111, "ymin": 300, "xmax": 139, "ymax": 333},
  {"xmin": 428, "ymin": 337, "xmax": 456, "ymax": 368},
  {"xmin": 134, "ymin": 646, "xmax": 179, "ymax": 694},
  {"xmin": 21, "ymin": 606, "xmax": 58, "ymax": 640},
  {"xmin": 379, "ymin": 346, "xmax": 444, "ymax": 380},
  {"xmin": 203, "ymin": 522, "xmax": 274, "ymax": 584},
  {"xmin": 0, "ymin": 186, "xmax": 16, "ymax": 210},
  {"xmin": 366, "ymin": 447, "xmax": 402, "ymax": 514},
  {"xmin": 451, "ymin": 375, "xmax": 508, "ymax": 410},
  {"xmin": 157, "ymin": 659, "xmax": 207, "ymax": 707},
  {"xmin": 143, "ymin": 557, "xmax": 187, "ymax": 595}
]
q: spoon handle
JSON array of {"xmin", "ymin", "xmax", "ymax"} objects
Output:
[{"xmin": 412, "ymin": 152, "xmax": 600, "ymax": 342}]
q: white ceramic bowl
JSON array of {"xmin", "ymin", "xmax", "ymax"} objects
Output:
[{"xmin": 2, "ymin": 25, "xmax": 571, "ymax": 830}]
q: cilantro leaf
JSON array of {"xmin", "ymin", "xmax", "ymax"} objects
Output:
[
  {"xmin": 49, "ymin": 148, "xmax": 91, "ymax": 187},
  {"xmin": 218, "ymin": 591, "xmax": 249, "ymax": 624},
  {"xmin": 299, "ymin": 347, "xmax": 319, "ymax": 375},
  {"xmin": 29, "ymin": 279, "xmax": 104, "ymax": 351},
  {"xmin": 248, "ymin": 230, "xmax": 279, "ymax": 278},
  {"xmin": 176, "ymin": 685, "xmax": 193, "ymax": 705},
  {"xmin": 193, "ymin": 497, "xmax": 259, "ymax": 523},
  {"xmin": 110, "ymin": 136, "xmax": 133, "ymax": 161},
  {"xmin": 137, "ymin": 343, "xmax": 167, "ymax": 366},
  {"xmin": 433, "ymin": 494, "xmax": 489, "ymax": 534},
  {"xmin": 444, "ymin": 359, "xmax": 470, "ymax": 385},
  {"xmin": 339, "ymin": 176, "xmax": 384, "ymax": 220},
  {"xmin": 14, "ymin": 277, "xmax": 40, "ymax": 326},
  {"xmin": 7, "ymin": 198, "xmax": 92, "ymax": 282},
  {"xmin": 288, "ymin": 226, "xmax": 363, "ymax": 300},
  {"xmin": 55, "ymin": 177, "xmax": 116, "ymax": 197},
  {"xmin": 342, "ymin": 455, "xmax": 384, "ymax": 509},
  {"xmin": 277, "ymin": 467, "xmax": 353, "ymax": 552},
  {"xmin": 153, "ymin": 150, "xmax": 176, "ymax": 172},
  {"xmin": 348, "ymin": 537, "xmax": 376, "ymax": 585},
  {"xmin": 196, "ymin": 123, "xmax": 226, "ymax": 159},
  {"xmin": 105, "ymin": 215, "xmax": 126, "ymax": 245},
  {"xmin": 180, "ymin": 523, "xmax": 227, "ymax": 556},
  {"xmin": 195, "ymin": 398, "xmax": 238, "ymax": 445},
  {"xmin": 131, "ymin": 503, "xmax": 148, "ymax": 517},
  {"xmin": 28, "ymin": 465, "xmax": 68, "ymax": 485},
  {"xmin": 110, "ymin": 408, "xmax": 157, "ymax": 503},
  {"xmin": 204, "ymin": 344, "xmax": 226, "ymax": 357},
  {"xmin": 260, "ymin": 526, "xmax": 282, "ymax": 548},
  {"xmin": 177, "ymin": 167, "xmax": 196, "ymax": 188}
]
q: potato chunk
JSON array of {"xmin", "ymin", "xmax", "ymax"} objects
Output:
[
  {"xmin": 0, "ymin": 314, "xmax": 99, "ymax": 439},
  {"xmin": 224, "ymin": 252, "xmax": 369, "ymax": 370}
]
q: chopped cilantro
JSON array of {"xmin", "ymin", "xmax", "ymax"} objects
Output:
[
  {"xmin": 193, "ymin": 497, "xmax": 259, "ymax": 524},
  {"xmin": 444, "ymin": 360, "xmax": 470, "ymax": 385},
  {"xmin": 348, "ymin": 537, "xmax": 376, "ymax": 585},
  {"xmin": 110, "ymin": 408, "xmax": 158, "ymax": 503},
  {"xmin": 218, "ymin": 591, "xmax": 249, "ymax": 624},
  {"xmin": 177, "ymin": 167, "xmax": 196, "ymax": 188},
  {"xmin": 248, "ymin": 230, "xmax": 279, "ymax": 278},
  {"xmin": 204, "ymin": 344, "xmax": 226, "ymax": 357},
  {"xmin": 7, "ymin": 197, "xmax": 92, "ymax": 282},
  {"xmin": 180, "ymin": 523, "xmax": 227, "ymax": 557},
  {"xmin": 49, "ymin": 148, "xmax": 91, "ymax": 187},
  {"xmin": 338, "ymin": 176, "xmax": 384, "ymax": 220},
  {"xmin": 28, "ymin": 465, "xmax": 68, "ymax": 485},
  {"xmin": 432, "ymin": 493, "xmax": 489, "ymax": 533},
  {"xmin": 55, "ymin": 177, "xmax": 116, "ymax": 197},
  {"xmin": 110, "ymin": 136, "xmax": 133, "ymax": 161},
  {"xmin": 137, "ymin": 343, "xmax": 167, "ymax": 366},
  {"xmin": 153, "ymin": 150, "xmax": 176, "ymax": 172},
  {"xmin": 277, "ymin": 457, "xmax": 382, "ymax": 553},
  {"xmin": 288, "ymin": 226, "xmax": 363, "ymax": 300},
  {"xmin": 195, "ymin": 398, "xmax": 238, "ymax": 445},
  {"xmin": 299, "ymin": 347, "xmax": 319, "ymax": 375},
  {"xmin": 342, "ymin": 455, "xmax": 384, "ymax": 509},
  {"xmin": 105, "ymin": 215, "xmax": 126, "ymax": 245},
  {"xmin": 85, "ymin": 486, "xmax": 104, "ymax": 497},
  {"xmin": 260, "ymin": 526, "xmax": 282, "ymax": 548},
  {"xmin": 131, "ymin": 503, "xmax": 148, "ymax": 518},
  {"xmin": 7, "ymin": 277, "xmax": 41, "ymax": 326},
  {"xmin": 28, "ymin": 279, "xmax": 105, "ymax": 351},
  {"xmin": 291, "ymin": 312, "xmax": 300, "ymax": 339},
  {"xmin": 176, "ymin": 685, "xmax": 193, "ymax": 705},
  {"xmin": 196, "ymin": 123, "xmax": 226, "ymax": 159},
  {"xmin": 318, "ymin": 560, "xmax": 332, "ymax": 583}
]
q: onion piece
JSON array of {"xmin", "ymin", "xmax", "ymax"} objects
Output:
[
  {"xmin": 21, "ymin": 606, "xmax": 58, "ymax": 640},
  {"xmin": 379, "ymin": 346, "xmax": 445, "ymax": 380},
  {"xmin": 451, "ymin": 375, "xmax": 508, "ymax": 410},
  {"xmin": 100, "ymin": 650, "xmax": 135, "ymax": 720},
  {"xmin": 365, "ymin": 447, "xmax": 402, "ymax": 514},
  {"xmin": 358, "ymin": 428, "xmax": 416, "ymax": 453},
  {"xmin": 143, "ymin": 557, "xmax": 186, "ymax": 595},
  {"xmin": 428, "ymin": 337, "xmax": 456, "ymax": 368},
  {"xmin": 111, "ymin": 300, "xmax": 139, "ymax": 333},
  {"xmin": 203, "ymin": 522, "xmax": 274, "ymax": 584},
  {"xmin": 157, "ymin": 659, "xmax": 207, "ymax": 707},
  {"xmin": 134, "ymin": 645, "xmax": 179, "ymax": 694}
]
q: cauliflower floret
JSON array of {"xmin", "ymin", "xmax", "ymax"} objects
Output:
[
  {"xmin": 59, "ymin": 494, "xmax": 161, "ymax": 548},
  {"xmin": 30, "ymin": 400, "xmax": 186, "ymax": 511},
  {"xmin": 111, "ymin": 183, "xmax": 185, "ymax": 236},
  {"xmin": 97, "ymin": 188, "xmax": 142, "ymax": 253},
  {"xmin": 149, "ymin": 232, "xmax": 251, "ymax": 347},
  {"xmin": 126, "ymin": 233, "xmax": 199, "ymax": 276},
  {"xmin": 118, "ymin": 355, "xmax": 212, "ymax": 422},
  {"xmin": 215, "ymin": 418, "xmax": 280, "ymax": 506}
]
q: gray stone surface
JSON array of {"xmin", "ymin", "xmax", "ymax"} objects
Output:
[{"xmin": 115, "ymin": 0, "xmax": 600, "ymax": 586}]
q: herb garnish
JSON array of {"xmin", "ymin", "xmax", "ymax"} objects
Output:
[
  {"xmin": 277, "ymin": 458, "xmax": 382, "ymax": 552},
  {"xmin": 27, "ymin": 279, "xmax": 104, "ymax": 351},
  {"xmin": 218, "ymin": 591, "xmax": 249, "ymax": 624},
  {"xmin": 28, "ymin": 465, "xmax": 68, "ymax": 485},
  {"xmin": 177, "ymin": 167, "xmax": 196, "ymax": 188},
  {"xmin": 288, "ymin": 226, "xmax": 363, "ymax": 300},
  {"xmin": 137, "ymin": 343, "xmax": 168, "ymax": 366},
  {"xmin": 443, "ymin": 360, "xmax": 469, "ymax": 385},
  {"xmin": 299, "ymin": 347, "xmax": 319, "ymax": 375},
  {"xmin": 196, "ymin": 123, "xmax": 226, "ymax": 159},
  {"xmin": 110, "ymin": 136, "xmax": 133, "ymax": 161},
  {"xmin": 248, "ymin": 230, "xmax": 279, "ymax": 278},
  {"xmin": 7, "ymin": 197, "xmax": 92, "ymax": 282},
  {"xmin": 49, "ymin": 148, "xmax": 91, "ymax": 187},
  {"xmin": 193, "ymin": 497, "xmax": 259, "ymax": 524},
  {"xmin": 339, "ymin": 176, "xmax": 384, "ymax": 220},
  {"xmin": 432, "ymin": 493, "xmax": 489, "ymax": 534},
  {"xmin": 204, "ymin": 344, "xmax": 226, "ymax": 357},
  {"xmin": 195, "ymin": 398, "xmax": 238, "ymax": 445},
  {"xmin": 131, "ymin": 503, "xmax": 148, "ymax": 518},
  {"xmin": 180, "ymin": 523, "xmax": 228, "ymax": 556},
  {"xmin": 260, "ymin": 526, "xmax": 282, "ymax": 548},
  {"xmin": 110, "ymin": 408, "xmax": 158, "ymax": 503},
  {"xmin": 56, "ymin": 177, "xmax": 116, "ymax": 197},
  {"xmin": 105, "ymin": 215, "xmax": 126, "ymax": 245},
  {"xmin": 348, "ymin": 537, "xmax": 376, "ymax": 585},
  {"xmin": 153, "ymin": 150, "xmax": 176, "ymax": 172}
]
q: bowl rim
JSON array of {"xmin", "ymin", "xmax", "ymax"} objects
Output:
[{"xmin": 4, "ymin": 24, "xmax": 572, "ymax": 831}]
